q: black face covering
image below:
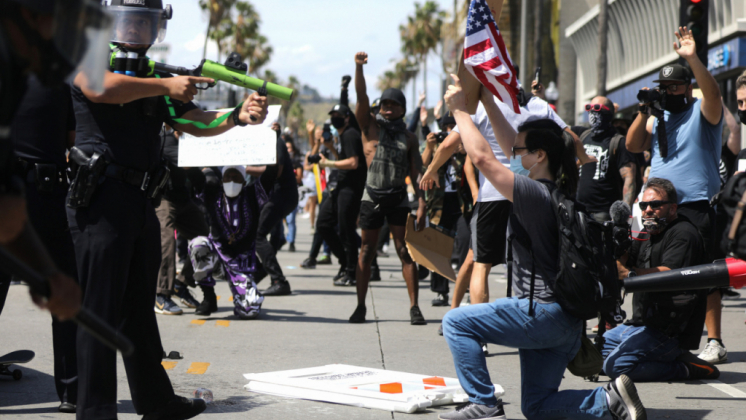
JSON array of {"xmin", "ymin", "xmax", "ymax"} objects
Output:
[
  {"xmin": 738, "ymin": 109, "xmax": 746, "ymax": 125},
  {"xmin": 588, "ymin": 110, "xmax": 613, "ymax": 135},
  {"xmin": 375, "ymin": 113, "xmax": 406, "ymax": 133},
  {"xmin": 663, "ymin": 93, "xmax": 690, "ymax": 113},
  {"xmin": 330, "ymin": 116, "xmax": 346, "ymax": 129}
]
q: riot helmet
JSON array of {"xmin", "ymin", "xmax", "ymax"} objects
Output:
[{"xmin": 106, "ymin": 0, "xmax": 172, "ymax": 46}]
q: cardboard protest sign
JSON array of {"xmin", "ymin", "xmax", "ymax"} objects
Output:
[
  {"xmin": 405, "ymin": 215, "xmax": 457, "ymax": 282},
  {"xmin": 458, "ymin": 0, "xmax": 505, "ymax": 114},
  {"xmin": 177, "ymin": 105, "xmax": 281, "ymax": 167}
]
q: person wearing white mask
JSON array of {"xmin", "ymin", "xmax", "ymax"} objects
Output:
[{"xmin": 186, "ymin": 164, "xmax": 277, "ymax": 319}]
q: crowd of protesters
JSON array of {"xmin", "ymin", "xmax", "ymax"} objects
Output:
[{"xmin": 1, "ymin": 0, "xmax": 744, "ymax": 417}]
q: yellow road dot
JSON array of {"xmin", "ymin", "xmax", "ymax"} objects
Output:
[
  {"xmin": 229, "ymin": 296, "xmax": 233, "ymax": 302},
  {"xmin": 216, "ymin": 295, "xmax": 221, "ymax": 300},
  {"xmin": 162, "ymin": 361, "xmax": 177, "ymax": 370},
  {"xmin": 191, "ymin": 320, "xmax": 205, "ymax": 325},
  {"xmin": 187, "ymin": 362, "xmax": 210, "ymax": 374},
  {"xmin": 215, "ymin": 320, "xmax": 230, "ymax": 327}
]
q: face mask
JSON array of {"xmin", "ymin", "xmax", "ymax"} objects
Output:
[
  {"xmin": 223, "ymin": 181, "xmax": 243, "ymax": 198},
  {"xmin": 330, "ymin": 116, "xmax": 346, "ymax": 129},
  {"xmin": 738, "ymin": 109, "xmax": 746, "ymax": 125},
  {"xmin": 642, "ymin": 216, "xmax": 668, "ymax": 234},
  {"xmin": 588, "ymin": 111, "xmax": 613, "ymax": 135},
  {"xmin": 663, "ymin": 93, "xmax": 689, "ymax": 113},
  {"xmin": 510, "ymin": 154, "xmax": 531, "ymax": 176}
]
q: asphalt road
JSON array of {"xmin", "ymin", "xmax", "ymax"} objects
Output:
[{"xmin": 1, "ymin": 218, "xmax": 745, "ymax": 419}]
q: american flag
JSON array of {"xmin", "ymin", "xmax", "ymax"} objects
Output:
[{"xmin": 463, "ymin": 0, "xmax": 520, "ymax": 113}]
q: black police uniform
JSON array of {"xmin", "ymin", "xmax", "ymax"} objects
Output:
[
  {"xmin": 0, "ymin": 24, "xmax": 28, "ymax": 315},
  {"xmin": 10, "ymin": 74, "xmax": 78, "ymax": 406},
  {"xmin": 68, "ymin": 72, "xmax": 196, "ymax": 418}
]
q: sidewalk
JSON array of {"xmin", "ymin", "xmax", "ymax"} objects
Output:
[{"xmin": 1, "ymin": 217, "xmax": 745, "ymax": 419}]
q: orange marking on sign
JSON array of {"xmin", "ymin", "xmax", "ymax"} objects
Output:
[
  {"xmin": 350, "ymin": 387, "xmax": 358, "ymax": 389},
  {"xmin": 191, "ymin": 319, "xmax": 205, "ymax": 325},
  {"xmin": 161, "ymin": 361, "xmax": 177, "ymax": 370},
  {"xmin": 187, "ymin": 362, "xmax": 210, "ymax": 374},
  {"xmin": 425, "ymin": 386, "xmax": 436, "ymax": 390},
  {"xmin": 423, "ymin": 377, "xmax": 446, "ymax": 387},
  {"xmin": 216, "ymin": 320, "xmax": 230, "ymax": 327},
  {"xmin": 379, "ymin": 382, "xmax": 403, "ymax": 394}
]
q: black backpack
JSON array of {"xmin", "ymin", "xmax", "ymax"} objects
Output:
[{"xmin": 506, "ymin": 181, "xmax": 625, "ymax": 323}]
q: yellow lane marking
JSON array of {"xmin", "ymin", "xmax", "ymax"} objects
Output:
[
  {"xmin": 216, "ymin": 320, "xmax": 230, "ymax": 327},
  {"xmin": 187, "ymin": 362, "xmax": 210, "ymax": 374},
  {"xmin": 161, "ymin": 361, "xmax": 177, "ymax": 370},
  {"xmin": 191, "ymin": 320, "xmax": 205, "ymax": 325}
]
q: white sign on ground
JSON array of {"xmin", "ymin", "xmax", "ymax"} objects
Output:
[
  {"xmin": 177, "ymin": 105, "xmax": 281, "ymax": 167},
  {"xmin": 243, "ymin": 364, "xmax": 505, "ymax": 414}
]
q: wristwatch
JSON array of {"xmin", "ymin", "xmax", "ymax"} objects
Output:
[
  {"xmin": 638, "ymin": 104, "xmax": 650, "ymax": 116},
  {"xmin": 232, "ymin": 104, "xmax": 247, "ymax": 127},
  {"xmin": 626, "ymin": 270, "xmax": 637, "ymax": 278}
]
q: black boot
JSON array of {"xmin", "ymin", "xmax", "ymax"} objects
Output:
[{"xmin": 195, "ymin": 285, "xmax": 218, "ymax": 316}]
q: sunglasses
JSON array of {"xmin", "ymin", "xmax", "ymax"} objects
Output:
[
  {"xmin": 585, "ymin": 104, "xmax": 611, "ymax": 112},
  {"xmin": 659, "ymin": 83, "xmax": 688, "ymax": 94},
  {"xmin": 638, "ymin": 200, "xmax": 673, "ymax": 211}
]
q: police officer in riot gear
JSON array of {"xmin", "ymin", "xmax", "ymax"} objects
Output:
[
  {"xmin": 68, "ymin": 1, "xmax": 268, "ymax": 418},
  {"xmin": 0, "ymin": 0, "xmax": 108, "ymax": 321}
]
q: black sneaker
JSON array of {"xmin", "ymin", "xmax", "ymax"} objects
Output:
[
  {"xmin": 263, "ymin": 280, "xmax": 292, "ymax": 296},
  {"xmin": 155, "ymin": 294, "xmax": 183, "ymax": 315},
  {"xmin": 301, "ymin": 258, "xmax": 317, "ymax": 269},
  {"xmin": 722, "ymin": 287, "xmax": 740, "ymax": 300},
  {"xmin": 317, "ymin": 255, "xmax": 332, "ymax": 265},
  {"xmin": 175, "ymin": 284, "xmax": 200, "ymax": 309},
  {"xmin": 606, "ymin": 374, "xmax": 647, "ymax": 420},
  {"xmin": 195, "ymin": 286, "xmax": 218, "ymax": 316},
  {"xmin": 438, "ymin": 324, "xmax": 443, "ymax": 336},
  {"xmin": 288, "ymin": 242, "xmax": 296, "ymax": 252},
  {"xmin": 677, "ymin": 351, "xmax": 720, "ymax": 380},
  {"xmin": 370, "ymin": 265, "xmax": 381, "ymax": 281},
  {"xmin": 410, "ymin": 305, "xmax": 427, "ymax": 325},
  {"xmin": 58, "ymin": 402, "xmax": 76, "ymax": 413},
  {"xmin": 438, "ymin": 401, "xmax": 506, "ymax": 420},
  {"xmin": 349, "ymin": 305, "xmax": 366, "ymax": 323},
  {"xmin": 142, "ymin": 396, "xmax": 206, "ymax": 420},
  {"xmin": 333, "ymin": 267, "xmax": 346, "ymax": 281},
  {"xmin": 432, "ymin": 293, "xmax": 449, "ymax": 307},
  {"xmin": 334, "ymin": 273, "xmax": 356, "ymax": 287}
]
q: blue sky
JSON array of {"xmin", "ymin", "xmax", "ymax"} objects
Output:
[{"xmin": 162, "ymin": 0, "xmax": 452, "ymax": 112}]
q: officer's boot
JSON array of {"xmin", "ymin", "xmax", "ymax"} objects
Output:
[{"xmin": 195, "ymin": 285, "xmax": 218, "ymax": 316}]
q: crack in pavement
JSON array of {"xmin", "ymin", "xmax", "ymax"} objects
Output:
[{"xmin": 368, "ymin": 284, "xmax": 395, "ymax": 420}]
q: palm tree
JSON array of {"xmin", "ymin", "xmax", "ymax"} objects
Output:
[
  {"xmin": 199, "ymin": 0, "xmax": 235, "ymax": 61},
  {"xmin": 400, "ymin": 1, "xmax": 445, "ymax": 107},
  {"xmin": 231, "ymin": 1, "xmax": 273, "ymax": 76}
]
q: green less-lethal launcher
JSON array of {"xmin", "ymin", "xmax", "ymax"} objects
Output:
[
  {"xmin": 199, "ymin": 59, "xmax": 293, "ymax": 101},
  {"xmin": 151, "ymin": 52, "xmax": 294, "ymax": 101}
]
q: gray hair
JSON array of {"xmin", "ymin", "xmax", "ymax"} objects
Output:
[{"xmin": 644, "ymin": 177, "xmax": 678, "ymax": 204}]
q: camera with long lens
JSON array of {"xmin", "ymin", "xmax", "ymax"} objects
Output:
[
  {"xmin": 307, "ymin": 154, "xmax": 321, "ymax": 164},
  {"xmin": 321, "ymin": 122, "xmax": 332, "ymax": 141},
  {"xmin": 636, "ymin": 88, "xmax": 664, "ymax": 107}
]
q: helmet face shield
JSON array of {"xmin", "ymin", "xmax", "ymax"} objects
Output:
[
  {"xmin": 55, "ymin": 0, "xmax": 113, "ymax": 93},
  {"xmin": 108, "ymin": 5, "xmax": 167, "ymax": 46}
]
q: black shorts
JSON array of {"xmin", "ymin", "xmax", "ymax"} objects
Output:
[
  {"xmin": 470, "ymin": 200, "xmax": 511, "ymax": 265},
  {"xmin": 359, "ymin": 201, "xmax": 410, "ymax": 230}
]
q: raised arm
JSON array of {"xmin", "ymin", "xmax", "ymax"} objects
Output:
[
  {"xmin": 479, "ymin": 86, "xmax": 516, "ymax": 157},
  {"xmin": 354, "ymin": 52, "xmax": 371, "ymax": 132},
  {"xmin": 419, "ymin": 130, "xmax": 462, "ymax": 190},
  {"xmin": 446, "ymin": 75, "xmax": 515, "ymax": 202},
  {"xmin": 674, "ymin": 27, "xmax": 722, "ymax": 125}
]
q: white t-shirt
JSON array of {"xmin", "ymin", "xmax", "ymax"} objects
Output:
[{"xmin": 454, "ymin": 96, "xmax": 567, "ymax": 202}]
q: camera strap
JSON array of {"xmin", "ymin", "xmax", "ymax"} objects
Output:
[{"xmin": 652, "ymin": 107, "xmax": 668, "ymax": 158}]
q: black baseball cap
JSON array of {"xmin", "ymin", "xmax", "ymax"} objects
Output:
[
  {"xmin": 653, "ymin": 64, "xmax": 692, "ymax": 84},
  {"xmin": 380, "ymin": 88, "xmax": 406, "ymax": 110},
  {"xmin": 328, "ymin": 104, "xmax": 351, "ymax": 116}
]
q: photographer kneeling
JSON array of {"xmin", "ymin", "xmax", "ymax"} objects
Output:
[
  {"xmin": 605, "ymin": 178, "xmax": 718, "ymax": 382},
  {"xmin": 440, "ymin": 76, "xmax": 645, "ymax": 420}
]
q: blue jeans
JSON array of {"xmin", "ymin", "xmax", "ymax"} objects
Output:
[
  {"xmin": 285, "ymin": 207, "xmax": 298, "ymax": 244},
  {"xmin": 602, "ymin": 324, "xmax": 686, "ymax": 382},
  {"xmin": 443, "ymin": 297, "xmax": 610, "ymax": 420}
]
